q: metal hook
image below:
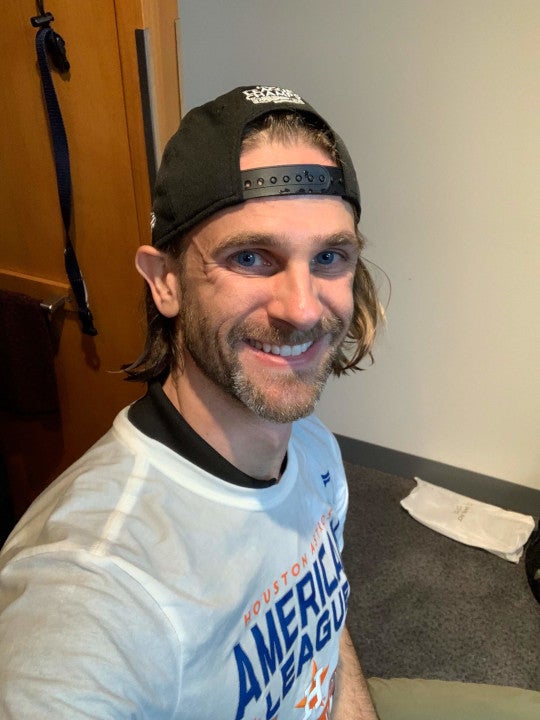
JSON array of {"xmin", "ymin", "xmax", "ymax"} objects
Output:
[{"xmin": 40, "ymin": 295, "xmax": 69, "ymax": 316}]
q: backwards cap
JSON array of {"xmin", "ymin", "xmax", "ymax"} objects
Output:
[{"xmin": 151, "ymin": 85, "xmax": 360, "ymax": 248}]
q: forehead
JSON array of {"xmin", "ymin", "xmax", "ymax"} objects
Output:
[
  {"xmin": 239, "ymin": 138, "xmax": 336, "ymax": 171},
  {"xmin": 187, "ymin": 139, "xmax": 356, "ymax": 249},
  {"xmin": 190, "ymin": 195, "xmax": 357, "ymax": 257}
]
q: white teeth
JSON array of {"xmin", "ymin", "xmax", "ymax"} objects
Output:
[{"xmin": 248, "ymin": 339, "xmax": 313, "ymax": 357}]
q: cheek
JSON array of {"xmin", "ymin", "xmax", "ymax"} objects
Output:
[
  {"xmin": 188, "ymin": 282, "xmax": 264, "ymax": 340},
  {"xmin": 204, "ymin": 277, "xmax": 271, "ymax": 317},
  {"xmin": 321, "ymin": 275, "xmax": 355, "ymax": 320}
]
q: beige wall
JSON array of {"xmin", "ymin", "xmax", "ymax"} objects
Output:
[{"xmin": 178, "ymin": 1, "xmax": 540, "ymax": 490}]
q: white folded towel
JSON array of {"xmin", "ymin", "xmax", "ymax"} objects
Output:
[{"xmin": 400, "ymin": 478, "xmax": 536, "ymax": 563}]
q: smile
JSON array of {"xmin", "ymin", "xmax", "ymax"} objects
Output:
[{"xmin": 247, "ymin": 339, "xmax": 314, "ymax": 357}]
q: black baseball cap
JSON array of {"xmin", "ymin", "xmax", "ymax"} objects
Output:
[{"xmin": 151, "ymin": 85, "xmax": 361, "ymax": 248}]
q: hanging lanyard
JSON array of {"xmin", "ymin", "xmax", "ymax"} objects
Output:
[{"xmin": 31, "ymin": 3, "xmax": 97, "ymax": 336}]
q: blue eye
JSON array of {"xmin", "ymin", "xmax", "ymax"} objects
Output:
[
  {"xmin": 227, "ymin": 249, "xmax": 274, "ymax": 274},
  {"xmin": 315, "ymin": 250, "xmax": 336, "ymax": 265},
  {"xmin": 234, "ymin": 251, "xmax": 258, "ymax": 267}
]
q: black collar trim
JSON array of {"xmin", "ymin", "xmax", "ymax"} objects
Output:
[{"xmin": 128, "ymin": 382, "xmax": 279, "ymax": 489}]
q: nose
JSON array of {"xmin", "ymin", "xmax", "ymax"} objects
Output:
[{"xmin": 266, "ymin": 264, "xmax": 324, "ymax": 330}]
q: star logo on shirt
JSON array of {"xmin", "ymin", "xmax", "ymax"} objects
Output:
[{"xmin": 295, "ymin": 660, "xmax": 334, "ymax": 719}]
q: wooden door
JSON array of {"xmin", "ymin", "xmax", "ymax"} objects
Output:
[{"xmin": 0, "ymin": 0, "xmax": 180, "ymax": 521}]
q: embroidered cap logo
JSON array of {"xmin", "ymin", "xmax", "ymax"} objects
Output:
[{"xmin": 243, "ymin": 86, "xmax": 305, "ymax": 105}]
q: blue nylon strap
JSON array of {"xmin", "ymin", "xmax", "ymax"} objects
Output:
[{"xmin": 35, "ymin": 26, "xmax": 97, "ymax": 336}]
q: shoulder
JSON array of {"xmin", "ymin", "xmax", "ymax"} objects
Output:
[
  {"xmin": 292, "ymin": 413, "xmax": 342, "ymax": 459},
  {"xmin": 1, "ymin": 408, "xmax": 160, "ymax": 562},
  {"xmin": 291, "ymin": 414, "xmax": 347, "ymax": 495},
  {"xmin": 292, "ymin": 415, "xmax": 349, "ymax": 541}
]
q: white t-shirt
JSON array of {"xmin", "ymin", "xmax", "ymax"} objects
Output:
[{"xmin": 0, "ymin": 407, "xmax": 349, "ymax": 719}]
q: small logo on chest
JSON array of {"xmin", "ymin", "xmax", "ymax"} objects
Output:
[{"xmin": 321, "ymin": 471, "xmax": 331, "ymax": 487}]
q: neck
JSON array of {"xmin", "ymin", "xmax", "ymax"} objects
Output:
[{"xmin": 162, "ymin": 362, "xmax": 291, "ymax": 482}]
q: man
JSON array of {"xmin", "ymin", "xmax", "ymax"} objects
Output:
[
  {"xmin": 1, "ymin": 85, "xmax": 539, "ymax": 720},
  {"xmin": 0, "ymin": 85, "xmax": 380, "ymax": 719}
]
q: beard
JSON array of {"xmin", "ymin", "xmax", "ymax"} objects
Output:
[{"xmin": 179, "ymin": 301, "xmax": 346, "ymax": 424}]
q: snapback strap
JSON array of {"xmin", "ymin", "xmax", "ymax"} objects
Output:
[{"xmin": 241, "ymin": 164, "xmax": 346, "ymax": 200}]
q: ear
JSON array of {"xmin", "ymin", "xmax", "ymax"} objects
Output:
[{"xmin": 135, "ymin": 245, "xmax": 180, "ymax": 318}]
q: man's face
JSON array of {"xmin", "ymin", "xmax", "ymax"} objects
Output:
[{"xmin": 177, "ymin": 140, "xmax": 359, "ymax": 423}]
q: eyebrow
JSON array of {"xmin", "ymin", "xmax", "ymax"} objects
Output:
[{"xmin": 211, "ymin": 231, "xmax": 361, "ymax": 256}]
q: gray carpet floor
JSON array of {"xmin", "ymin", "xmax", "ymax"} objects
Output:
[{"xmin": 343, "ymin": 462, "xmax": 540, "ymax": 691}]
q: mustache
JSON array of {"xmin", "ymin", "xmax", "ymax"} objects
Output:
[{"xmin": 228, "ymin": 317, "xmax": 346, "ymax": 347}]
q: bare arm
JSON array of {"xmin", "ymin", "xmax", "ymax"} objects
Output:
[{"xmin": 332, "ymin": 625, "xmax": 379, "ymax": 719}]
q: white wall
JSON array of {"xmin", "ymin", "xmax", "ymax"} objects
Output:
[{"xmin": 177, "ymin": 1, "xmax": 540, "ymax": 490}]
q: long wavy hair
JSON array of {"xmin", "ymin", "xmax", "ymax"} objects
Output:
[{"xmin": 124, "ymin": 112, "xmax": 383, "ymax": 382}]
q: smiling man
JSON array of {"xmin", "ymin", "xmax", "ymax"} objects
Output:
[{"xmin": 0, "ymin": 87, "xmax": 381, "ymax": 719}]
